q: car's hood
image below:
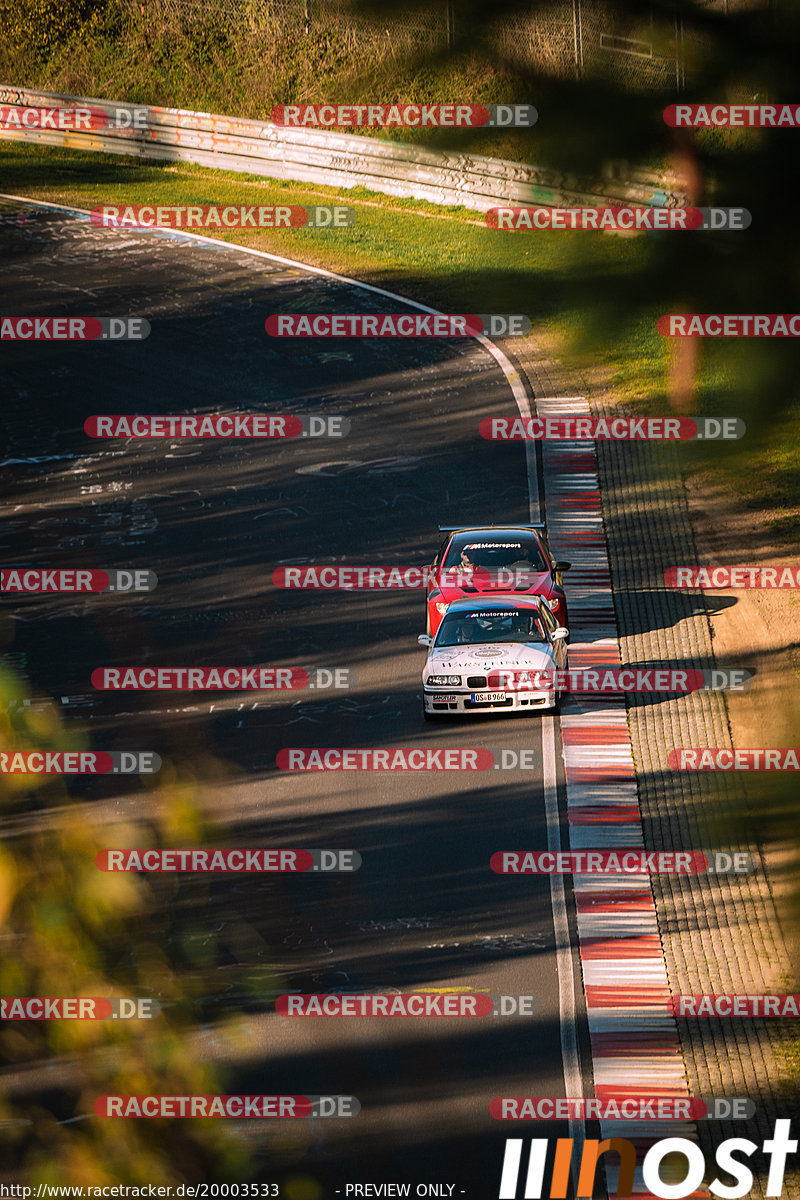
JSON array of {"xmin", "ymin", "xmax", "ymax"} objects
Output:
[
  {"xmin": 426, "ymin": 642, "xmax": 556, "ymax": 672},
  {"xmin": 436, "ymin": 569, "xmax": 552, "ymax": 602}
]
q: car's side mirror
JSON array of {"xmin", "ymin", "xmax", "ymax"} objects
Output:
[
  {"xmin": 554, "ymin": 561, "xmax": 572, "ymax": 572},
  {"xmin": 552, "ymin": 627, "xmax": 569, "ymax": 641},
  {"xmin": 418, "ymin": 634, "xmax": 433, "ymax": 648}
]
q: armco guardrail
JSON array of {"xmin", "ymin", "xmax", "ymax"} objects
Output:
[{"xmin": 0, "ymin": 86, "xmax": 688, "ymax": 212}]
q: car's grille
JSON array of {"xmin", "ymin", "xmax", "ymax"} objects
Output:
[{"xmin": 466, "ymin": 675, "xmax": 487, "ymax": 689}]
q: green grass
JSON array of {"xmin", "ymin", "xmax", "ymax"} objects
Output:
[
  {"xmin": 0, "ymin": 140, "xmax": 645, "ymax": 319},
  {"xmin": 2, "ymin": 139, "xmax": 799, "ymax": 525},
  {"xmin": 0, "ymin": 5, "xmax": 556, "ymax": 163}
]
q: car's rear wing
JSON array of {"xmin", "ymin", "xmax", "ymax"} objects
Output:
[{"xmin": 437, "ymin": 523, "xmax": 545, "ymax": 531}]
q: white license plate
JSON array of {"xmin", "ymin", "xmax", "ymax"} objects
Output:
[{"xmin": 471, "ymin": 692, "xmax": 507, "ymax": 703}]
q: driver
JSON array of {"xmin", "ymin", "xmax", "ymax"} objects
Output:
[
  {"xmin": 459, "ymin": 547, "xmax": 477, "ymax": 583},
  {"xmin": 460, "ymin": 546, "xmax": 493, "ymax": 588},
  {"xmin": 510, "ymin": 613, "xmax": 531, "ymax": 639},
  {"xmin": 472, "ymin": 615, "xmax": 500, "ymax": 641},
  {"xmin": 457, "ymin": 616, "xmax": 481, "ymax": 644},
  {"xmin": 504, "ymin": 546, "xmax": 539, "ymax": 587}
]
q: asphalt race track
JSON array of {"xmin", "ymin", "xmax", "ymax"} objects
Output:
[{"xmin": 0, "ymin": 199, "xmax": 593, "ymax": 1193}]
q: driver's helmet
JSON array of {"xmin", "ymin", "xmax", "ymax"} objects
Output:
[
  {"xmin": 473, "ymin": 614, "xmax": 500, "ymax": 638},
  {"xmin": 509, "ymin": 613, "xmax": 530, "ymax": 638}
]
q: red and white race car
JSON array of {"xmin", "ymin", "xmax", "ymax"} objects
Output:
[
  {"xmin": 425, "ymin": 525, "xmax": 571, "ymax": 637},
  {"xmin": 419, "ymin": 594, "xmax": 570, "ymax": 719}
]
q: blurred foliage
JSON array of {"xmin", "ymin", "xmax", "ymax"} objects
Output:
[
  {"xmin": 1, "ymin": 0, "xmax": 799, "ymax": 441},
  {"xmin": 0, "ymin": 0, "xmax": 106, "ymax": 66},
  {"xmin": 0, "ymin": 0, "xmax": 798, "ymax": 1166},
  {"xmin": 0, "ymin": 664, "xmax": 262, "ymax": 1182}
]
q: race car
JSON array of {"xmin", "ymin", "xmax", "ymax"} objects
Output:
[
  {"xmin": 424, "ymin": 525, "xmax": 570, "ymax": 637},
  {"xmin": 418, "ymin": 594, "xmax": 569, "ymax": 719}
]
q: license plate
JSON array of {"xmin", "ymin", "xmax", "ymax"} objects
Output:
[{"xmin": 471, "ymin": 692, "xmax": 507, "ymax": 703}]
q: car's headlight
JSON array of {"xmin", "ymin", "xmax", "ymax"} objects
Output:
[
  {"xmin": 544, "ymin": 597, "xmax": 561, "ymax": 610},
  {"xmin": 434, "ymin": 602, "xmax": 449, "ymax": 615},
  {"xmin": 427, "ymin": 675, "xmax": 461, "ymax": 686}
]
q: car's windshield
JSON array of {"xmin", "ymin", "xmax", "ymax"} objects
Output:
[
  {"xmin": 442, "ymin": 533, "xmax": 549, "ymax": 574},
  {"xmin": 436, "ymin": 608, "xmax": 549, "ymax": 646}
]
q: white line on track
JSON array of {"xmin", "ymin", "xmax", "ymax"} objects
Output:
[
  {"xmin": 543, "ymin": 714, "xmax": 584, "ymax": 1191},
  {"xmin": 1, "ymin": 190, "xmax": 582, "ymax": 1182},
  {"xmin": 1, "ymin": 193, "xmax": 540, "ymax": 519}
]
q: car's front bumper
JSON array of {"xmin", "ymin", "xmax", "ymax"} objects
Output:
[{"xmin": 423, "ymin": 688, "xmax": 557, "ymax": 714}]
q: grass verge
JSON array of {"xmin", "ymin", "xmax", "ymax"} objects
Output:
[{"xmin": 1, "ymin": 138, "xmax": 798, "ymax": 523}]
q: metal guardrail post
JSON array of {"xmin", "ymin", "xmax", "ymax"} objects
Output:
[
  {"xmin": 447, "ymin": 1, "xmax": 456, "ymax": 49},
  {"xmin": 573, "ymin": 0, "xmax": 583, "ymax": 79}
]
